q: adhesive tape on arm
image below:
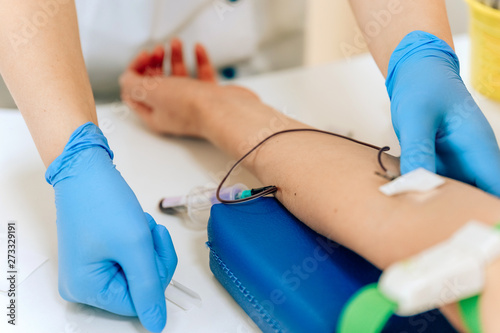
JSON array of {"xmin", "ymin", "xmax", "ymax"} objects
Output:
[
  {"xmin": 379, "ymin": 168, "xmax": 445, "ymax": 196},
  {"xmin": 379, "ymin": 221, "xmax": 500, "ymax": 316}
]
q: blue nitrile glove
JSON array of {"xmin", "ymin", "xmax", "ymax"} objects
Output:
[
  {"xmin": 46, "ymin": 122, "xmax": 177, "ymax": 333},
  {"xmin": 387, "ymin": 31, "xmax": 500, "ymax": 196}
]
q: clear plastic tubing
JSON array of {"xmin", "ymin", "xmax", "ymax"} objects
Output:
[{"xmin": 159, "ymin": 184, "xmax": 248, "ymax": 229}]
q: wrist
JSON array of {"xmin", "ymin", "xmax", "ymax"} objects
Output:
[
  {"xmin": 45, "ymin": 122, "xmax": 113, "ymax": 186},
  {"xmin": 194, "ymin": 84, "xmax": 261, "ymax": 141},
  {"xmin": 190, "ymin": 84, "xmax": 218, "ymax": 140}
]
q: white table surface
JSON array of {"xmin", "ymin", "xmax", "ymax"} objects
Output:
[{"xmin": 1, "ymin": 34, "xmax": 500, "ymax": 333}]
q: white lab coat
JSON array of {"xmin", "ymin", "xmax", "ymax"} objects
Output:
[
  {"xmin": 75, "ymin": 0, "xmax": 259, "ymax": 99},
  {"xmin": 0, "ymin": 0, "xmax": 306, "ymax": 106}
]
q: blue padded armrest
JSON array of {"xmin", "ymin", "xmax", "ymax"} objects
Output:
[{"xmin": 207, "ymin": 197, "xmax": 456, "ymax": 333}]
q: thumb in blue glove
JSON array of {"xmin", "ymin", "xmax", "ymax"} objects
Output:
[
  {"xmin": 386, "ymin": 31, "xmax": 500, "ymax": 196},
  {"xmin": 46, "ymin": 122, "xmax": 177, "ymax": 332}
]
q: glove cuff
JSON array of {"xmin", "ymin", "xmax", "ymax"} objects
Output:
[
  {"xmin": 386, "ymin": 31, "xmax": 459, "ymax": 99},
  {"xmin": 45, "ymin": 122, "xmax": 114, "ymax": 186}
]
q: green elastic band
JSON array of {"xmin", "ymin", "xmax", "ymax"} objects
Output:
[
  {"xmin": 459, "ymin": 295, "xmax": 482, "ymax": 333},
  {"xmin": 338, "ymin": 283, "xmax": 397, "ymax": 333}
]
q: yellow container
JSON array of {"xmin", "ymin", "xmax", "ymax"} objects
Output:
[{"xmin": 466, "ymin": 0, "xmax": 500, "ymax": 101}]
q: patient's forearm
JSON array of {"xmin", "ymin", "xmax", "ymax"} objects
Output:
[
  {"xmin": 197, "ymin": 87, "xmax": 500, "ymax": 331},
  {"xmin": 200, "ymin": 89, "xmax": 500, "ymax": 267}
]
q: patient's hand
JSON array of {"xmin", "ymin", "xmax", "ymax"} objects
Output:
[
  {"xmin": 119, "ymin": 39, "xmax": 215, "ymax": 136},
  {"xmin": 120, "ymin": 39, "xmax": 257, "ymax": 137}
]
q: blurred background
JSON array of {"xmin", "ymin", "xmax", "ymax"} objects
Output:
[{"xmin": 0, "ymin": 0, "xmax": 469, "ymax": 108}]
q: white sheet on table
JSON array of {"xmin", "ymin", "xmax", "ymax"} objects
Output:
[{"xmin": 0, "ymin": 232, "xmax": 48, "ymax": 293}]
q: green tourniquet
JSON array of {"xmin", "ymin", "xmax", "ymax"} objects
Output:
[
  {"xmin": 239, "ymin": 190, "xmax": 252, "ymax": 199},
  {"xmin": 459, "ymin": 295, "xmax": 482, "ymax": 333},
  {"xmin": 338, "ymin": 283, "xmax": 397, "ymax": 333}
]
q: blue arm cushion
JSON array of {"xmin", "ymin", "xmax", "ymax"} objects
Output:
[{"xmin": 207, "ymin": 197, "xmax": 457, "ymax": 333}]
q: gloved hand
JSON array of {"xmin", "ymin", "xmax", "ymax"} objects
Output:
[
  {"xmin": 46, "ymin": 122, "xmax": 177, "ymax": 332},
  {"xmin": 386, "ymin": 31, "xmax": 500, "ymax": 196}
]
